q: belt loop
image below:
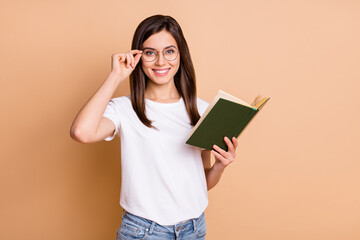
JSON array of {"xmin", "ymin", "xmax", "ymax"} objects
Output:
[
  {"xmin": 148, "ymin": 221, "xmax": 155, "ymax": 235},
  {"xmin": 122, "ymin": 209, "xmax": 126, "ymax": 217},
  {"xmin": 192, "ymin": 219, "xmax": 196, "ymax": 232}
]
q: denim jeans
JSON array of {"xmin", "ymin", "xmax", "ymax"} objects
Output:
[{"xmin": 116, "ymin": 210, "xmax": 206, "ymax": 240}]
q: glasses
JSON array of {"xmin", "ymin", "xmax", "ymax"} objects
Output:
[{"xmin": 142, "ymin": 46, "xmax": 179, "ymax": 62}]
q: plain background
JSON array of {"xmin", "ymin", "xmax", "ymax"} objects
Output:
[{"xmin": 1, "ymin": 0, "xmax": 359, "ymax": 239}]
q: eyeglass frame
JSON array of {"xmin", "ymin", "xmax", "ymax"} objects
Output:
[{"xmin": 141, "ymin": 45, "xmax": 179, "ymax": 62}]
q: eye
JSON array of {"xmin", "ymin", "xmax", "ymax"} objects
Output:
[
  {"xmin": 165, "ymin": 49, "xmax": 175, "ymax": 54},
  {"xmin": 144, "ymin": 50, "xmax": 155, "ymax": 56}
]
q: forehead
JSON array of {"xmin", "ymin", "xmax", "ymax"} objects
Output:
[{"xmin": 142, "ymin": 30, "xmax": 178, "ymax": 49}]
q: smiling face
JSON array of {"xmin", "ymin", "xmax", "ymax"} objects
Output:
[{"xmin": 141, "ymin": 30, "xmax": 180, "ymax": 87}]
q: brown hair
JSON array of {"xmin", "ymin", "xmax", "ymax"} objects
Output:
[{"xmin": 130, "ymin": 15, "xmax": 200, "ymax": 128}]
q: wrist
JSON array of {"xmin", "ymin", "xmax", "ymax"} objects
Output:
[
  {"xmin": 107, "ymin": 71, "xmax": 124, "ymax": 85},
  {"xmin": 212, "ymin": 162, "xmax": 225, "ymax": 174}
]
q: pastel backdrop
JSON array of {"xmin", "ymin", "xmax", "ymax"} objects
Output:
[{"xmin": 1, "ymin": 0, "xmax": 359, "ymax": 239}]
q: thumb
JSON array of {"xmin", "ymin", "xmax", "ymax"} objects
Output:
[{"xmin": 133, "ymin": 52, "xmax": 142, "ymax": 67}]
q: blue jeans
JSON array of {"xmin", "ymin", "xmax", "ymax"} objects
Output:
[{"xmin": 116, "ymin": 210, "xmax": 206, "ymax": 240}]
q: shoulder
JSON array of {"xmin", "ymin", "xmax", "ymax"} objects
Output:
[
  {"xmin": 105, "ymin": 95, "xmax": 132, "ymax": 114},
  {"xmin": 197, "ymin": 97, "xmax": 209, "ymax": 106},
  {"xmin": 196, "ymin": 97, "xmax": 209, "ymax": 116},
  {"xmin": 109, "ymin": 95, "xmax": 131, "ymax": 106},
  {"xmin": 110, "ymin": 95, "xmax": 131, "ymax": 103}
]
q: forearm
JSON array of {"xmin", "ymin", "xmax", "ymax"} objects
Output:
[
  {"xmin": 70, "ymin": 72, "xmax": 122, "ymax": 138},
  {"xmin": 203, "ymin": 137, "xmax": 238, "ymax": 191},
  {"xmin": 205, "ymin": 162, "xmax": 225, "ymax": 190}
]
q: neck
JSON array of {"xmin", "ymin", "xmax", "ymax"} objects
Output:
[{"xmin": 145, "ymin": 80, "xmax": 181, "ymax": 102}]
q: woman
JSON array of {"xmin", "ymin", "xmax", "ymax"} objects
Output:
[{"xmin": 70, "ymin": 14, "xmax": 238, "ymax": 240}]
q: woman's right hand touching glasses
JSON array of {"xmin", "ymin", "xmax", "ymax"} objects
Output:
[
  {"xmin": 70, "ymin": 49, "xmax": 142, "ymax": 144},
  {"xmin": 111, "ymin": 50, "xmax": 142, "ymax": 82}
]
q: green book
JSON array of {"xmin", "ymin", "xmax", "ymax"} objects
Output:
[{"xmin": 186, "ymin": 90, "xmax": 270, "ymax": 151}]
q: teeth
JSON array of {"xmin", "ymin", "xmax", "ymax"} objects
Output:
[{"xmin": 155, "ymin": 69, "xmax": 169, "ymax": 73}]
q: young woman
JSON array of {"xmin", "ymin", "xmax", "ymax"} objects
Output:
[{"xmin": 70, "ymin": 15, "xmax": 238, "ymax": 240}]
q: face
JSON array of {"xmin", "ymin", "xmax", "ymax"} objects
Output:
[{"xmin": 141, "ymin": 30, "xmax": 180, "ymax": 86}]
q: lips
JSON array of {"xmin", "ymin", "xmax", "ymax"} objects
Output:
[{"xmin": 153, "ymin": 68, "xmax": 170, "ymax": 76}]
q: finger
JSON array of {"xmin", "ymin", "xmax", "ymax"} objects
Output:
[
  {"xmin": 129, "ymin": 49, "xmax": 143, "ymax": 55},
  {"xmin": 224, "ymin": 136, "xmax": 235, "ymax": 153},
  {"xmin": 133, "ymin": 52, "xmax": 142, "ymax": 66},
  {"xmin": 211, "ymin": 149, "xmax": 227, "ymax": 164},
  {"xmin": 213, "ymin": 144, "xmax": 230, "ymax": 158},
  {"xmin": 129, "ymin": 53, "xmax": 135, "ymax": 68},
  {"xmin": 126, "ymin": 53, "xmax": 133, "ymax": 68},
  {"xmin": 118, "ymin": 55, "xmax": 125, "ymax": 63},
  {"xmin": 111, "ymin": 53, "xmax": 120, "ymax": 60},
  {"xmin": 113, "ymin": 53, "xmax": 124, "ymax": 61},
  {"xmin": 232, "ymin": 137, "xmax": 238, "ymax": 149}
]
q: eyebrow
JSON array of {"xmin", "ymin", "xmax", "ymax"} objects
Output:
[{"xmin": 142, "ymin": 45, "xmax": 177, "ymax": 51}]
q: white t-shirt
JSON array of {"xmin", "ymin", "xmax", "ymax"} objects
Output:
[{"xmin": 103, "ymin": 95, "xmax": 209, "ymax": 225}]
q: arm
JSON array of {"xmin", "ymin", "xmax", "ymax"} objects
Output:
[
  {"xmin": 70, "ymin": 50, "xmax": 142, "ymax": 143},
  {"xmin": 202, "ymin": 137, "xmax": 238, "ymax": 190}
]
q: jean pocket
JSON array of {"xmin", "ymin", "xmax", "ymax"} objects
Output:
[
  {"xmin": 196, "ymin": 229, "xmax": 206, "ymax": 238},
  {"xmin": 195, "ymin": 215, "xmax": 207, "ymax": 238},
  {"xmin": 117, "ymin": 217, "xmax": 148, "ymax": 240}
]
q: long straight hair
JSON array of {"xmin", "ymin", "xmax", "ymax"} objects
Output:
[{"xmin": 130, "ymin": 15, "xmax": 200, "ymax": 128}]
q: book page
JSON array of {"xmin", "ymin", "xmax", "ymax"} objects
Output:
[
  {"xmin": 251, "ymin": 95, "xmax": 263, "ymax": 107},
  {"xmin": 253, "ymin": 97, "xmax": 270, "ymax": 109},
  {"xmin": 216, "ymin": 90, "xmax": 252, "ymax": 107}
]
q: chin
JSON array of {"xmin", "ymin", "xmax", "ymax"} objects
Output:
[{"xmin": 148, "ymin": 76, "xmax": 174, "ymax": 85}]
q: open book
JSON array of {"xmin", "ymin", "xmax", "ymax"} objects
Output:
[{"xmin": 186, "ymin": 90, "xmax": 270, "ymax": 151}]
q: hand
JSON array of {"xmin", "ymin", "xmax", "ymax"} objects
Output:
[
  {"xmin": 111, "ymin": 50, "xmax": 142, "ymax": 81},
  {"xmin": 211, "ymin": 137, "xmax": 238, "ymax": 173}
]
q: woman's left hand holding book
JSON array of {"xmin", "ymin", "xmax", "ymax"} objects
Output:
[{"xmin": 211, "ymin": 137, "xmax": 238, "ymax": 173}]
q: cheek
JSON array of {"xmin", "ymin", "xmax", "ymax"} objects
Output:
[
  {"xmin": 172, "ymin": 59, "xmax": 181, "ymax": 73},
  {"xmin": 141, "ymin": 60, "xmax": 148, "ymax": 70},
  {"xmin": 141, "ymin": 61, "xmax": 152, "ymax": 77}
]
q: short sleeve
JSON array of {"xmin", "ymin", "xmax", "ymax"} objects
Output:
[
  {"xmin": 196, "ymin": 98, "xmax": 210, "ymax": 151},
  {"xmin": 102, "ymin": 99, "xmax": 121, "ymax": 141},
  {"xmin": 197, "ymin": 98, "xmax": 210, "ymax": 116}
]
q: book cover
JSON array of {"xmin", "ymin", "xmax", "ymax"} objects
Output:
[{"xmin": 186, "ymin": 90, "xmax": 270, "ymax": 151}]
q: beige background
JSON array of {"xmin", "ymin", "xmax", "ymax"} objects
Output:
[{"xmin": 1, "ymin": 0, "xmax": 359, "ymax": 239}]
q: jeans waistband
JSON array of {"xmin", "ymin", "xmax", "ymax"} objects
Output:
[{"xmin": 122, "ymin": 209, "xmax": 204, "ymax": 228}]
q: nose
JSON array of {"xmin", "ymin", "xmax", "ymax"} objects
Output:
[{"xmin": 155, "ymin": 52, "xmax": 166, "ymax": 66}]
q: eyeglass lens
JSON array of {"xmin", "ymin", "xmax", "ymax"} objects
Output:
[{"xmin": 142, "ymin": 47, "xmax": 178, "ymax": 62}]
